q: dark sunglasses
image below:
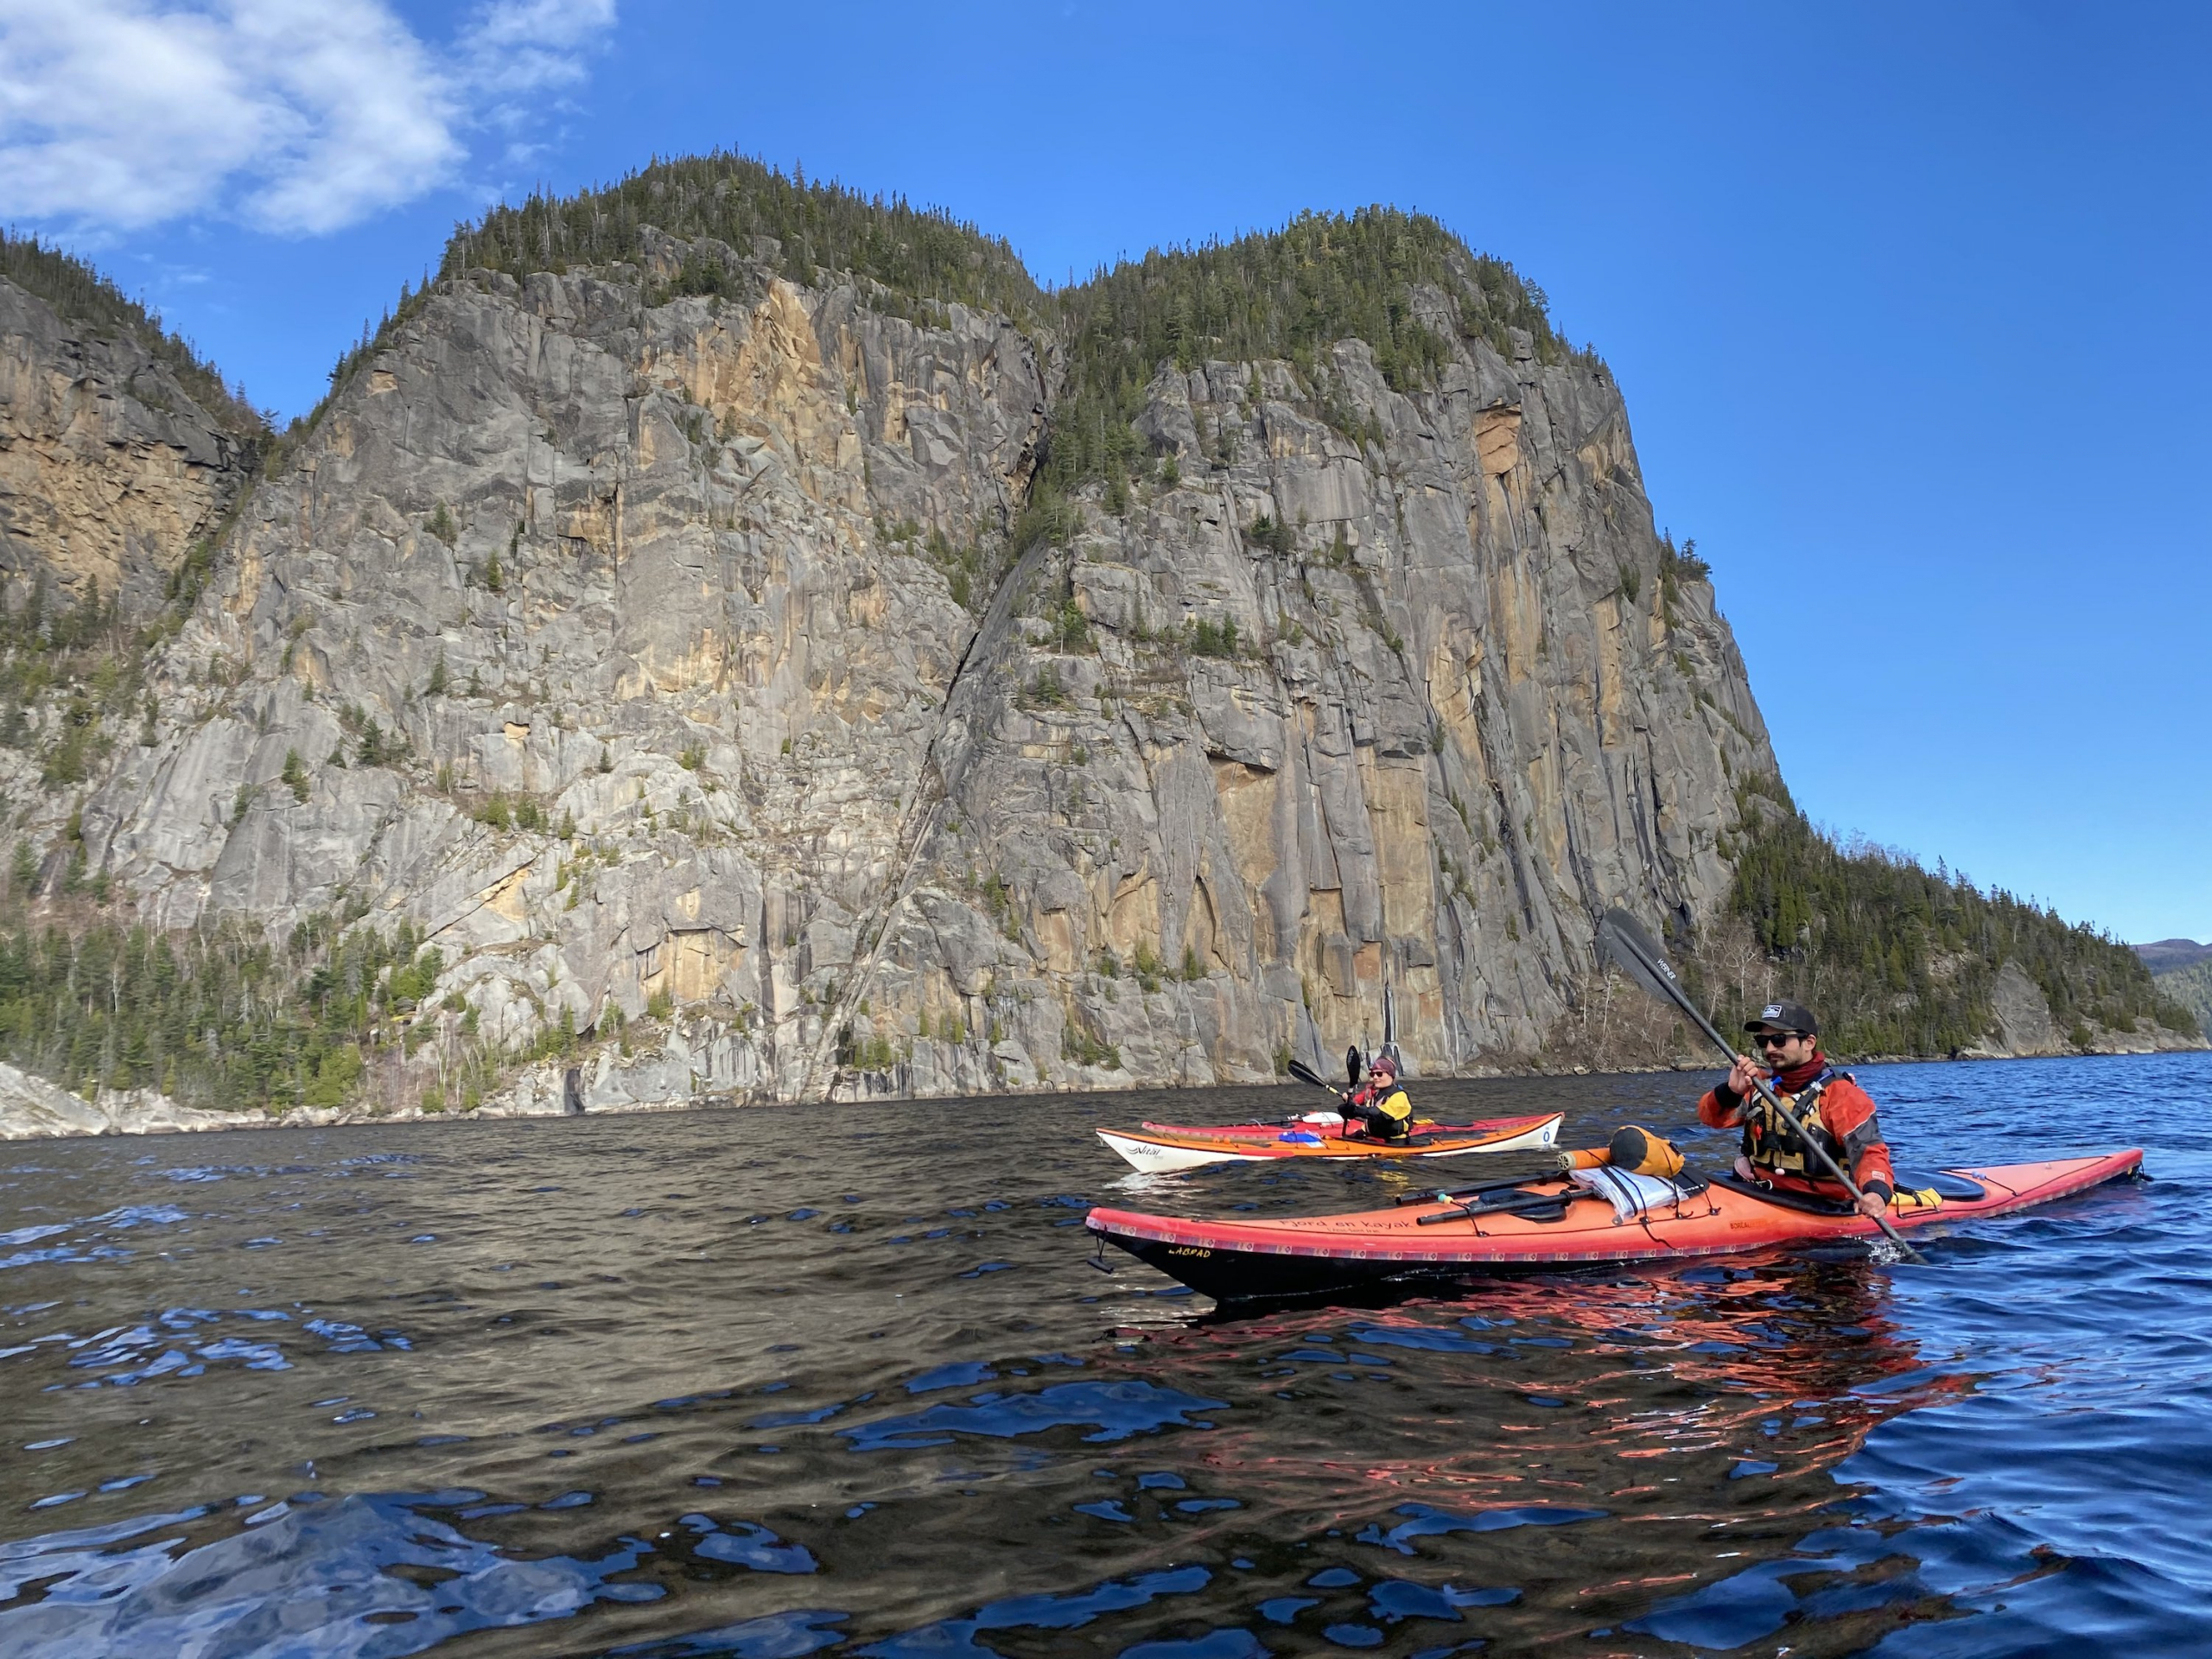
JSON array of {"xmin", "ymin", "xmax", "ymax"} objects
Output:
[{"xmin": 1754, "ymin": 1031, "xmax": 1805, "ymax": 1048}]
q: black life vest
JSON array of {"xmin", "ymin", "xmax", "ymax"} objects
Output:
[
  {"xmin": 1742, "ymin": 1069, "xmax": 1847, "ymax": 1178},
  {"xmin": 1356, "ymin": 1084, "xmax": 1413, "ymax": 1139}
]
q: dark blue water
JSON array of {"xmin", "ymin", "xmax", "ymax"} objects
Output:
[{"xmin": 0, "ymin": 1051, "xmax": 2203, "ymax": 1656}]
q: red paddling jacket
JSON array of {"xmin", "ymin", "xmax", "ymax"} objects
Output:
[{"xmin": 1699, "ymin": 1052, "xmax": 1895, "ymax": 1205}]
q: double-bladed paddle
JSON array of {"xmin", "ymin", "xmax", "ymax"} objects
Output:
[
  {"xmin": 1595, "ymin": 906, "xmax": 1925, "ymax": 1264},
  {"xmin": 1282, "ymin": 1058, "xmax": 1358, "ymax": 1137},
  {"xmin": 1392, "ymin": 1174, "xmax": 1548, "ymax": 1207},
  {"xmin": 1414, "ymin": 1188, "xmax": 1568, "ymax": 1225},
  {"xmin": 1284, "ymin": 1058, "xmax": 1344, "ymax": 1096}
]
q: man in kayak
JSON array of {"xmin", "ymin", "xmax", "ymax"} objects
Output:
[
  {"xmin": 1700, "ymin": 1000, "xmax": 1894, "ymax": 1216},
  {"xmin": 1344, "ymin": 1054, "xmax": 1413, "ymax": 1142}
]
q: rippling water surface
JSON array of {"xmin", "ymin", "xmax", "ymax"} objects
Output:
[{"xmin": 0, "ymin": 1052, "xmax": 2205, "ymax": 1657}]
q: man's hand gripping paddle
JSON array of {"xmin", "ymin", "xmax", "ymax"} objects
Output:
[{"xmin": 1595, "ymin": 907, "xmax": 1926, "ymax": 1265}]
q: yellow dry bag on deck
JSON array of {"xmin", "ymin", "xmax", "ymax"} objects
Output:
[{"xmin": 1558, "ymin": 1124, "xmax": 1684, "ymax": 1179}]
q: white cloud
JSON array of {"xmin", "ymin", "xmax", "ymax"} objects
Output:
[
  {"xmin": 0, "ymin": 0, "xmax": 616, "ymax": 235},
  {"xmin": 460, "ymin": 0, "xmax": 615, "ymax": 97}
]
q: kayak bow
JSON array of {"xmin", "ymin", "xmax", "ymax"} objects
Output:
[{"xmin": 1085, "ymin": 1149, "xmax": 2145, "ymax": 1300}]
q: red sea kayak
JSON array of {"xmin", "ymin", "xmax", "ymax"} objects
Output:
[
  {"xmin": 1096, "ymin": 1111, "xmax": 1562, "ymax": 1173},
  {"xmin": 1085, "ymin": 1150, "xmax": 2145, "ymax": 1301}
]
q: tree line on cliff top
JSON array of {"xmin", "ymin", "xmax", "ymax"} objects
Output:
[
  {"xmin": 0, "ymin": 230, "xmax": 266, "ymax": 438},
  {"xmin": 439, "ymin": 153, "xmax": 1596, "ymax": 501}
]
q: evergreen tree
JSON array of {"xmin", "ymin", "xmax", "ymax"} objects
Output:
[
  {"xmin": 1720, "ymin": 779, "xmax": 2198, "ymax": 1054},
  {"xmin": 0, "ymin": 231, "xmax": 265, "ymax": 436}
]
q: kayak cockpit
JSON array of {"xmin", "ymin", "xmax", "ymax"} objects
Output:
[{"xmin": 1708, "ymin": 1166, "xmax": 1991, "ymax": 1216}]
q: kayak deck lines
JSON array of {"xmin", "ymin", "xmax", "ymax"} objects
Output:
[{"xmin": 1084, "ymin": 1150, "xmax": 2146, "ymax": 1300}]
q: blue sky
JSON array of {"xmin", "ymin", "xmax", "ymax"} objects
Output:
[{"xmin": 6, "ymin": 1, "xmax": 2206, "ymax": 943}]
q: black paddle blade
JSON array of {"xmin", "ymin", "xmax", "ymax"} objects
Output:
[
  {"xmin": 1345, "ymin": 1045, "xmax": 1363, "ymax": 1086},
  {"xmin": 1597, "ymin": 907, "xmax": 1681, "ymax": 1002},
  {"xmin": 1285, "ymin": 1058, "xmax": 1334, "ymax": 1092}
]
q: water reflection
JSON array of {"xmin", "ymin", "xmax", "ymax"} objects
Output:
[
  {"xmin": 0, "ymin": 1059, "xmax": 2199, "ymax": 1654},
  {"xmin": 0, "ymin": 1489, "xmax": 663, "ymax": 1654}
]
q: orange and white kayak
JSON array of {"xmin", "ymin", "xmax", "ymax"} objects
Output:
[
  {"xmin": 1096, "ymin": 1110, "xmax": 1563, "ymax": 1173},
  {"xmin": 1086, "ymin": 1149, "xmax": 2145, "ymax": 1300}
]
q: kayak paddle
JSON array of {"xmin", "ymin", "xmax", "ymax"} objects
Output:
[
  {"xmin": 1595, "ymin": 906, "xmax": 1926, "ymax": 1265},
  {"xmin": 1286, "ymin": 1058, "xmax": 1346, "ymax": 1096},
  {"xmin": 1416, "ymin": 1187, "xmax": 1570, "ymax": 1225},
  {"xmin": 1393, "ymin": 1173, "xmax": 1548, "ymax": 1207},
  {"xmin": 1287, "ymin": 1056, "xmax": 1370, "ymax": 1141}
]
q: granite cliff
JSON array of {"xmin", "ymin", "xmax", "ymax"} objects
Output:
[
  {"xmin": 2152, "ymin": 959, "xmax": 2212, "ymax": 1041},
  {"xmin": 2137, "ymin": 938, "xmax": 2212, "ymax": 976},
  {"xmin": 1, "ymin": 166, "xmax": 2189, "ymax": 1124},
  {"xmin": 0, "ymin": 248, "xmax": 263, "ymax": 620}
]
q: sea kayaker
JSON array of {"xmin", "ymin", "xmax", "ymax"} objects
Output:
[
  {"xmin": 1700, "ymin": 1000, "xmax": 1894, "ymax": 1216},
  {"xmin": 1344, "ymin": 1054, "xmax": 1413, "ymax": 1142}
]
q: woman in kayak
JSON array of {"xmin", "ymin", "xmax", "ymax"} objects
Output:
[
  {"xmin": 1700, "ymin": 1000, "xmax": 1894, "ymax": 1216},
  {"xmin": 1345, "ymin": 1055, "xmax": 1414, "ymax": 1141}
]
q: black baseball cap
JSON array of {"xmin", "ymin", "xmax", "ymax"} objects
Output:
[{"xmin": 1745, "ymin": 999, "xmax": 1818, "ymax": 1036}]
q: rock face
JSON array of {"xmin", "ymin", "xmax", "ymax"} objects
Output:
[
  {"xmin": 0, "ymin": 279, "xmax": 260, "ymax": 617},
  {"xmin": 0, "ymin": 1062, "xmax": 260, "ymax": 1139},
  {"xmin": 8, "ymin": 231, "xmax": 1784, "ymax": 1109},
  {"xmin": 2156, "ymin": 961, "xmax": 2212, "ymax": 1041},
  {"xmin": 2137, "ymin": 938, "xmax": 2212, "ymax": 976},
  {"xmin": 0, "ymin": 1058, "xmax": 650, "ymax": 1137},
  {"xmin": 1986, "ymin": 960, "xmax": 2062, "ymax": 1054},
  {"xmin": 1960, "ymin": 957, "xmax": 2205, "ymax": 1058},
  {"xmin": 919, "ymin": 342, "xmax": 1770, "ymax": 1089}
]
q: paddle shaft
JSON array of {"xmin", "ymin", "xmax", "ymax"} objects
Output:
[
  {"xmin": 1283, "ymin": 1058, "xmax": 1362, "ymax": 1141},
  {"xmin": 1604, "ymin": 923, "xmax": 1924, "ymax": 1262},
  {"xmin": 1416, "ymin": 1187, "xmax": 1571, "ymax": 1225},
  {"xmin": 1395, "ymin": 1174, "xmax": 1538, "ymax": 1207}
]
